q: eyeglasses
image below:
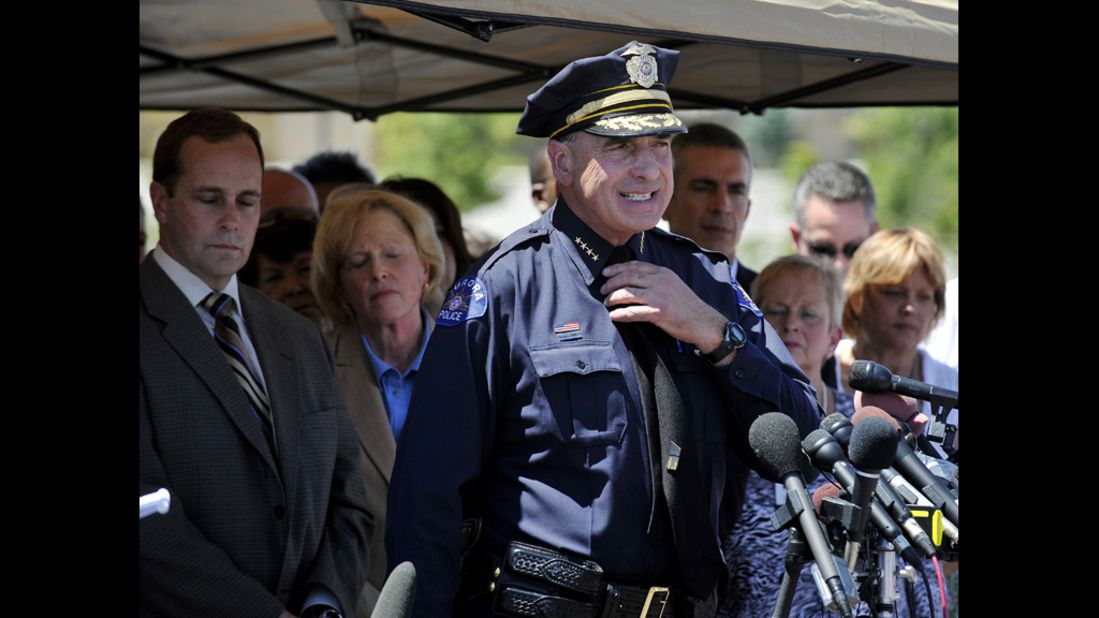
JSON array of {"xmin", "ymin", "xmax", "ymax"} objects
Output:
[{"xmin": 806, "ymin": 240, "xmax": 863, "ymax": 260}]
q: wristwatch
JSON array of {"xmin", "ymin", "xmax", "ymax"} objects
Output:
[{"xmin": 697, "ymin": 320, "xmax": 746, "ymax": 364}]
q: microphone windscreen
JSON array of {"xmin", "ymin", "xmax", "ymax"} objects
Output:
[
  {"xmin": 849, "ymin": 360, "xmax": 893, "ymax": 392},
  {"xmin": 853, "ymin": 405, "xmax": 900, "ymax": 430},
  {"xmin": 812, "ymin": 483, "xmax": 844, "ymax": 512},
  {"xmin": 749, "ymin": 412, "xmax": 804, "ymax": 481},
  {"xmin": 801, "ymin": 429, "xmax": 837, "ymax": 456},
  {"xmin": 372, "ymin": 561, "xmax": 417, "ymax": 618},
  {"xmin": 848, "ymin": 416, "xmax": 898, "ymax": 470},
  {"xmin": 821, "ymin": 412, "xmax": 852, "ymax": 434}
]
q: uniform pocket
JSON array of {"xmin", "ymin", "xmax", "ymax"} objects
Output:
[{"xmin": 529, "ymin": 341, "xmax": 628, "ymax": 447}]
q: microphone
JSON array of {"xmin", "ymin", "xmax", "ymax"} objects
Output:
[
  {"xmin": 811, "ymin": 481, "xmax": 925, "ymax": 566},
  {"xmin": 854, "ymin": 408, "xmax": 960, "ymax": 547},
  {"xmin": 854, "ymin": 408, "xmax": 959, "ymax": 528},
  {"xmin": 372, "ymin": 561, "xmax": 417, "ymax": 618},
  {"xmin": 844, "ymin": 418, "xmax": 896, "ymax": 554},
  {"xmin": 750, "ymin": 413, "xmax": 854, "ymax": 618},
  {"xmin": 802, "ymin": 429, "xmax": 934, "ymax": 562},
  {"xmin": 140, "ymin": 488, "xmax": 171, "ymax": 519},
  {"xmin": 821, "ymin": 413, "xmax": 853, "ymax": 448},
  {"xmin": 811, "ymin": 482, "xmax": 843, "ymax": 513},
  {"xmin": 849, "ymin": 360, "xmax": 958, "ymax": 410}
]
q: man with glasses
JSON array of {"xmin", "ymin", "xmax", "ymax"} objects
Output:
[{"xmin": 789, "ymin": 161, "xmax": 879, "ymax": 276}]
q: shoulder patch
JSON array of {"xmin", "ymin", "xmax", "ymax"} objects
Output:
[
  {"xmin": 436, "ymin": 276, "xmax": 489, "ymax": 326},
  {"xmin": 731, "ymin": 278, "xmax": 763, "ymax": 318}
]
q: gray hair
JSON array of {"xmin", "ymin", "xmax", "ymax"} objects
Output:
[{"xmin": 792, "ymin": 161, "xmax": 876, "ymax": 228}]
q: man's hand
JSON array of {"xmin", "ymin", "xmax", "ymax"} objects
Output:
[
  {"xmin": 601, "ymin": 261, "xmax": 729, "ymax": 356},
  {"xmin": 280, "ymin": 611, "xmax": 299, "ymax": 618}
]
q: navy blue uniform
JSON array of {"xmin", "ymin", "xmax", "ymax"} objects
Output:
[{"xmin": 387, "ymin": 200, "xmax": 822, "ymax": 616}]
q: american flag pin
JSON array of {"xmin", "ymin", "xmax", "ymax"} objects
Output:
[{"xmin": 554, "ymin": 321, "xmax": 582, "ymax": 340}]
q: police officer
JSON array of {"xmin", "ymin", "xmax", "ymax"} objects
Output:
[{"xmin": 386, "ymin": 42, "xmax": 822, "ymax": 617}]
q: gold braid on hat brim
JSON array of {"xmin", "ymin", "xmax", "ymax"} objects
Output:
[{"xmin": 549, "ymin": 88, "xmax": 675, "ymax": 139}]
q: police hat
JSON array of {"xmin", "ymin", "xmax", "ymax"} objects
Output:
[{"xmin": 516, "ymin": 41, "xmax": 688, "ymax": 140}]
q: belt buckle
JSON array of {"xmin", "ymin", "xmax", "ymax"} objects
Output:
[{"xmin": 639, "ymin": 586, "xmax": 669, "ymax": 618}]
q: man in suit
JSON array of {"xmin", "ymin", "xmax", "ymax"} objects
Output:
[
  {"xmin": 139, "ymin": 107, "xmax": 372, "ymax": 618},
  {"xmin": 664, "ymin": 122, "xmax": 759, "ymax": 292}
]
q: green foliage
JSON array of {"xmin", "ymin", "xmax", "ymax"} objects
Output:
[
  {"xmin": 845, "ymin": 108, "xmax": 958, "ymax": 254},
  {"xmin": 373, "ymin": 112, "xmax": 524, "ymax": 212},
  {"xmin": 778, "ymin": 140, "xmax": 821, "ymax": 190},
  {"xmin": 738, "ymin": 109, "xmax": 794, "ymax": 167}
]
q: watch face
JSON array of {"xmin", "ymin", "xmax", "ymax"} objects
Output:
[{"xmin": 729, "ymin": 322, "xmax": 747, "ymax": 348}]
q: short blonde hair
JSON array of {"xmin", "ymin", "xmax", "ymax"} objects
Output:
[
  {"xmin": 751, "ymin": 254, "xmax": 843, "ymax": 329},
  {"xmin": 841, "ymin": 227, "xmax": 946, "ymax": 336},
  {"xmin": 312, "ymin": 185, "xmax": 445, "ymax": 328}
]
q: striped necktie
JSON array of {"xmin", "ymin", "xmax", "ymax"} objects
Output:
[{"xmin": 202, "ymin": 292, "xmax": 276, "ymax": 454}]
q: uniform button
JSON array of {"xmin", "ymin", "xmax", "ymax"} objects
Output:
[
  {"xmin": 575, "ymin": 360, "xmax": 587, "ymax": 370},
  {"xmin": 273, "ymin": 505, "xmax": 286, "ymax": 519},
  {"xmin": 735, "ymin": 369, "xmax": 745, "ymax": 379}
]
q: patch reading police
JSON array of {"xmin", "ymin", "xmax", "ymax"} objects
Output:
[
  {"xmin": 436, "ymin": 276, "xmax": 488, "ymax": 326},
  {"xmin": 731, "ymin": 279, "xmax": 763, "ymax": 318}
]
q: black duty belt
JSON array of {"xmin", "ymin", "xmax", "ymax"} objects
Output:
[{"xmin": 487, "ymin": 541, "xmax": 685, "ymax": 618}]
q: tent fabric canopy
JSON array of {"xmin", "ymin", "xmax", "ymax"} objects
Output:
[{"xmin": 139, "ymin": 0, "xmax": 958, "ymax": 120}]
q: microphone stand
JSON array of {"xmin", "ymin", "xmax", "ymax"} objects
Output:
[
  {"xmin": 771, "ymin": 528, "xmax": 811, "ymax": 618},
  {"xmin": 921, "ymin": 396, "xmax": 958, "ymax": 460},
  {"xmin": 867, "ymin": 535, "xmax": 897, "ymax": 618}
]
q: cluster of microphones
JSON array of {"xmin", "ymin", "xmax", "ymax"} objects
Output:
[{"xmin": 750, "ymin": 360, "xmax": 959, "ymax": 618}]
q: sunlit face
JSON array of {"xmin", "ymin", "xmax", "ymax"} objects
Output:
[
  {"xmin": 794, "ymin": 195, "xmax": 876, "ymax": 275},
  {"xmin": 554, "ymin": 131, "xmax": 673, "ymax": 245},
  {"xmin": 339, "ymin": 207, "xmax": 430, "ymax": 331},
  {"xmin": 665, "ymin": 146, "xmax": 751, "ymax": 260},
  {"xmin": 256, "ymin": 250, "xmax": 323, "ymax": 325},
  {"xmin": 855, "ymin": 267, "xmax": 938, "ymax": 353},
  {"xmin": 758, "ymin": 269, "xmax": 840, "ymax": 376},
  {"xmin": 151, "ymin": 134, "xmax": 262, "ymax": 290}
]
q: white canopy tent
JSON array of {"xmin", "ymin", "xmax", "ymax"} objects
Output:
[{"xmin": 140, "ymin": 0, "xmax": 958, "ymax": 119}]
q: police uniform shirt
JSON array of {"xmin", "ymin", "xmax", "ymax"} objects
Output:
[{"xmin": 386, "ymin": 198, "xmax": 822, "ymax": 616}]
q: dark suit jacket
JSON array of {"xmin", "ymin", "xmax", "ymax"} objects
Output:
[{"xmin": 139, "ymin": 257, "xmax": 373, "ymax": 617}]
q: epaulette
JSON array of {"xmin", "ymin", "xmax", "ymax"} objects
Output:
[
  {"xmin": 647, "ymin": 226, "xmax": 729, "ymax": 266},
  {"xmin": 477, "ymin": 218, "xmax": 552, "ymax": 275}
]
